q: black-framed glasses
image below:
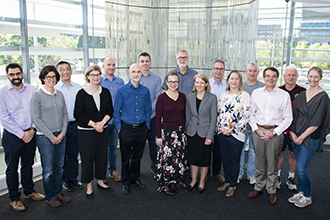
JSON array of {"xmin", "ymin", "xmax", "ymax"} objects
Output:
[
  {"xmin": 177, "ymin": 56, "xmax": 188, "ymax": 60},
  {"xmin": 7, "ymin": 72, "xmax": 22, "ymax": 77}
]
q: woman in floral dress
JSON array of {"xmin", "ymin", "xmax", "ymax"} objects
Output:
[
  {"xmin": 216, "ymin": 70, "xmax": 250, "ymax": 197},
  {"xmin": 154, "ymin": 71, "xmax": 188, "ymax": 196}
]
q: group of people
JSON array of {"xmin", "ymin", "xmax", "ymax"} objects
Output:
[{"xmin": 0, "ymin": 49, "xmax": 329, "ymax": 212}]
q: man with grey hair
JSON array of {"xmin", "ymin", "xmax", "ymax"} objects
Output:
[
  {"xmin": 277, "ymin": 65, "xmax": 306, "ymax": 191},
  {"xmin": 161, "ymin": 49, "xmax": 197, "ymax": 96},
  {"xmin": 237, "ymin": 62, "xmax": 264, "ymax": 185}
]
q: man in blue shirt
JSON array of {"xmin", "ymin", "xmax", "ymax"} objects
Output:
[
  {"xmin": 55, "ymin": 61, "xmax": 83, "ymax": 192},
  {"xmin": 114, "ymin": 63, "xmax": 152, "ymax": 194},
  {"xmin": 100, "ymin": 57, "xmax": 124, "ymax": 182},
  {"xmin": 161, "ymin": 50, "xmax": 198, "ymax": 96},
  {"xmin": 138, "ymin": 52, "xmax": 162, "ymax": 174}
]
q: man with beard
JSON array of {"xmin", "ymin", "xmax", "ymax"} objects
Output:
[
  {"xmin": 161, "ymin": 50, "xmax": 198, "ymax": 96},
  {"xmin": 0, "ymin": 63, "xmax": 45, "ymax": 211},
  {"xmin": 113, "ymin": 63, "xmax": 152, "ymax": 194},
  {"xmin": 138, "ymin": 52, "xmax": 162, "ymax": 174}
]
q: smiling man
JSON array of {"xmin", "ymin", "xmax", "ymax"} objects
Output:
[
  {"xmin": 113, "ymin": 63, "xmax": 152, "ymax": 194},
  {"xmin": 0, "ymin": 63, "xmax": 45, "ymax": 211},
  {"xmin": 248, "ymin": 67, "xmax": 292, "ymax": 204}
]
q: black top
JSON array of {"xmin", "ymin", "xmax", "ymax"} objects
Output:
[
  {"xmin": 196, "ymin": 96, "xmax": 202, "ymax": 113},
  {"xmin": 279, "ymin": 84, "xmax": 306, "ymax": 104},
  {"xmin": 74, "ymin": 87, "xmax": 114, "ymax": 129}
]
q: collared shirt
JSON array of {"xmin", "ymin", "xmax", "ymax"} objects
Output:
[
  {"xmin": 0, "ymin": 83, "xmax": 36, "ymax": 139},
  {"xmin": 113, "ymin": 80, "xmax": 152, "ymax": 131},
  {"xmin": 250, "ymin": 86, "xmax": 292, "ymax": 135},
  {"xmin": 209, "ymin": 77, "xmax": 226, "ymax": 100},
  {"xmin": 139, "ymin": 70, "xmax": 162, "ymax": 118},
  {"xmin": 99, "ymin": 74, "xmax": 124, "ymax": 124},
  {"xmin": 161, "ymin": 65, "xmax": 198, "ymax": 96},
  {"xmin": 54, "ymin": 81, "xmax": 82, "ymax": 122}
]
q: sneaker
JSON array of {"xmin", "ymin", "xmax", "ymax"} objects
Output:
[
  {"xmin": 288, "ymin": 193, "xmax": 304, "ymax": 204},
  {"xmin": 10, "ymin": 200, "xmax": 26, "ymax": 212},
  {"xmin": 294, "ymin": 196, "xmax": 312, "ymax": 208},
  {"xmin": 276, "ymin": 176, "xmax": 281, "ymax": 189},
  {"xmin": 237, "ymin": 174, "xmax": 243, "ymax": 183},
  {"xmin": 247, "ymin": 176, "xmax": 256, "ymax": 185},
  {"xmin": 24, "ymin": 192, "xmax": 45, "ymax": 201},
  {"xmin": 109, "ymin": 170, "xmax": 121, "ymax": 181},
  {"xmin": 286, "ymin": 177, "xmax": 298, "ymax": 191}
]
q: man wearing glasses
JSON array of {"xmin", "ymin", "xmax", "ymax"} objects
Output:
[
  {"xmin": 161, "ymin": 50, "xmax": 197, "ymax": 96},
  {"xmin": 210, "ymin": 60, "xmax": 227, "ymax": 183},
  {"xmin": 0, "ymin": 63, "xmax": 45, "ymax": 211},
  {"xmin": 55, "ymin": 61, "xmax": 83, "ymax": 192}
]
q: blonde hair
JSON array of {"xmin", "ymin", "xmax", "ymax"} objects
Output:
[
  {"xmin": 192, "ymin": 73, "xmax": 211, "ymax": 93},
  {"xmin": 84, "ymin": 65, "xmax": 102, "ymax": 83},
  {"xmin": 226, "ymin": 70, "xmax": 243, "ymax": 91}
]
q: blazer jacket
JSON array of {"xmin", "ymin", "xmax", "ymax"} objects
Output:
[{"xmin": 186, "ymin": 91, "xmax": 217, "ymax": 141}]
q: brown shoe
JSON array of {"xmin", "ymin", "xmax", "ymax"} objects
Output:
[
  {"xmin": 47, "ymin": 198, "xmax": 61, "ymax": 208},
  {"xmin": 57, "ymin": 192, "xmax": 70, "ymax": 203},
  {"xmin": 10, "ymin": 200, "xmax": 26, "ymax": 212},
  {"xmin": 109, "ymin": 171, "xmax": 122, "ymax": 181},
  {"xmin": 248, "ymin": 189, "xmax": 263, "ymax": 198},
  {"xmin": 269, "ymin": 193, "xmax": 277, "ymax": 204},
  {"xmin": 225, "ymin": 187, "xmax": 236, "ymax": 197},
  {"xmin": 24, "ymin": 192, "xmax": 45, "ymax": 201},
  {"xmin": 217, "ymin": 183, "xmax": 229, "ymax": 191},
  {"xmin": 215, "ymin": 174, "xmax": 225, "ymax": 183}
]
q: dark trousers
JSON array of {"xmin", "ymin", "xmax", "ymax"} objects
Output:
[
  {"xmin": 147, "ymin": 117, "xmax": 157, "ymax": 171},
  {"xmin": 212, "ymin": 134, "xmax": 222, "ymax": 176},
  {"xmin": 2, "ymin": 130, "xmax": 36, "ymax": 201},
  {"xmin": 119, "ymin": 123, "xmax": 148, "ymax": 185},
  {"xmin": 218, "ymin": 134, "xmax": 244, "ymax": 187},
  {"xmin": 62, "ymin": 122, "xmax": 79, "ymax": 182},
  {"xmin": 78, "ymin": 128, "xmax": 108, "ymax": 183}
]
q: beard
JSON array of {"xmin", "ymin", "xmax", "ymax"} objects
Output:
[
  {"xmin": 11, "ymin": 78, "xmax": 23, "ymax": 87},
  {"xmin": 178, "ymin": 63, "xmax": 187, "ymax": 69}
]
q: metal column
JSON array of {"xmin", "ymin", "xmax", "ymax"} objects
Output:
[
  {"xmin": 82, "ymin": 0, "xmax": 89, "ymax": 71},
  {"xmin": 19, "ymin": 0, "xmax": 30, "ymax": 83},
  {"xmin": 286, "ymin": 1, "xmax": 296, "ymax": 67}
]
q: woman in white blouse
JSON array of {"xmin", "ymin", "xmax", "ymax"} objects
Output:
[{"xmin": 216, "ymin": 70, "xmax": 250, "ymax": 197}]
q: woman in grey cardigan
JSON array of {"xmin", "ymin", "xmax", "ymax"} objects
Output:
[
  {"xmin": 185, "ymin": 73, "xmax": 217, "ymax": 194},
  {"xmin": 30, "ymin": 65, "xmax": 69, "ymax": 208}
]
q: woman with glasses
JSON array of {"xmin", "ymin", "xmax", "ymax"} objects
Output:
[
  {"xmin": 74, "ymin": 65, "xmax": 114, "ymax": 200},
  {"xmin": 31, "ymin": 65, "xmax": 70, "ymax": 207},
  {"xmin": 288, "ymin": 66, "xmax": 330, "ymax": 208},
  {"xmin": 154, "ymin": 71, "xmax": 188, "ymax": 196}
]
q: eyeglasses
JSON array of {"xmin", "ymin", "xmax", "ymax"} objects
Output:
[
  {"xmin": 59, "ymin": 68, "xmax": 71, "ymax": 73},
  {"xmin": 167, "ymin": 81, "xmax": 179, "ymax": 84},
  {"xmin": 45, "ymin": 75, "xmax": 56, "ymax": 80},
  {"xmin": 213, "ymin": 68, "xmax": 225, "ymax": 71},
  {"xmin": 89, "ymin": 74, "xmax": 101, "ymax": 78},
  {"xmin": 7, "ymin": 72, "xmax": 22, "ymax": 77},
  {"xmin": 177, "ymin": 56, "xmax": 188, "ymax": 60}
]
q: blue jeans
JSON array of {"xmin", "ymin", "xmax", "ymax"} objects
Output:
[
  {"xmin": 107, "ymin": 124, "xmax": 119, "ymax": 173},
  {"xmin": 37, "ymin": 134, "xmax": 66, "ymax": 201},
  {"xmin": 239, "ymin": 129, "xmax": 255, "ymax": 176},
  {"xmin": 293, "ymin": 138, "xmax": 319, "ymax": 197}
]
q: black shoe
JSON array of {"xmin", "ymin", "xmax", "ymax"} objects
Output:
[
  {"xmin": 122, "ymin": 185, "xmax": 130, "ymax": 194},
  {"xmin": 86, "ymin": 192, "xmax": 94, "ymax": 200},
  {"xmin": 186, "ymin": 184, "xmax": 196, "ymax": 192},
  {"xmin": 197, "ymin": 187, "xmax": 204, "ymax": 194},
  {"xmin": 62, "ymin": 182, "xmax": 72, "ymax": 192},
  {"xmin": 69, "ymin": 180, "xmax": 83, "ymax": 189},
  {"xmin": 97, "ymin": 183, "xmax": 113, "ymax": 192},
  {"xmin": 131, "ymin": 180, "xmax": 146, "ymax": 188}
]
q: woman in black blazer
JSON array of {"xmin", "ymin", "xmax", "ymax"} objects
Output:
[
  {"xmin": 74, "ymin": 65, "xmax": 113, "ymax": 200},
  {"xmin": 185, "ymin": 73, "xmax": 217, "ymax": 194}
]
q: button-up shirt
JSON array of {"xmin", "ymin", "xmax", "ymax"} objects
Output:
[
  {"xmin": 99, "ymin": 74, "xmax": 124, "ymax": 124},
  {"xmin": 54, "ymin": 81, "xmax": 82, "ymax": 122},
  {"xmin": 209, "ymin": 77, "xmax": 226, "ymax": 100},
  {"xmin": 161, "ymin": 65, "xmax": 198, "ymax": 97},
  {"xmin": 139, "ymin": 70, "xmax": 161, "ymax": 118},
  {"xmin": 113, "ymin": 81, "xmax": 152, "ymax": 131},
  {"xmin": 250, "ymin": 86, "xmax": 292, "ymax": 135},
  {"xmin": 0, "ymin": 83, "xmax": 36, "ymax": 139}
]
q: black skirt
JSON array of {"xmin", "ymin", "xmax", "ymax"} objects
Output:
[{"xmin": 187, "ymin": 134, "xmax": 212, "ymax": 167}]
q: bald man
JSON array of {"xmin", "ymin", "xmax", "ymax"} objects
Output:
[{"xmin": 113, "ymin": 63, "xmax": 152, "ymax": 194}]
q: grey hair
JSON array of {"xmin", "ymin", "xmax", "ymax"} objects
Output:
[
  {"xmin": 176, "ymin": 50, "xmax": 188, "ymax": 58},
  {"xmin": 246, "ymin": 62, "xmax": 259, "ymax": 70},
  {"xmin": 213, "ymin": 59, "xmax": 225, "ymax": 68},
  {"xmin": 284, "ymin": 65, "xmax": 298, "ymax": 77}
]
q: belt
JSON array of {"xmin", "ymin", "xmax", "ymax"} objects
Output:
[
  {"xmin": 68, "ymin": 121, "xmax": 77, "ymax": 125},
  {"xmin": 121, "ymin": 121, "xmax": 145, "ymax": 128},
  {"xmin": 23, "ymin": 127, "xmax": 34, "ymax": 132},
  {"xmin": 257, "ymin": 124, "xmax": 278, "ymax": 129}
]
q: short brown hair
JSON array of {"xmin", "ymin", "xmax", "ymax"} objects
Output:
[
  {"xmin": 39, "ymin": 65, "xmax": 60, "ymax": 85},
  {"xmin": 84, "ymin": 65, "xmax": 102, "ymax": 83},
  {"xmin": 226, "ymin": 70, "xmax": 243, "ymax": 91},
  {"xmin": 308, "ymin": 66, "xmax": 323, "ymax": 79},
  {"xmin": 192, "ymin": 73, "xmax": 211, "ymax": 93}
]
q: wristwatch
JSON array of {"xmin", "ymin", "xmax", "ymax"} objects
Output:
[{"xmin": 272, "ymin": 131, "xmax": 277, "ymax": 137}]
